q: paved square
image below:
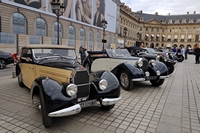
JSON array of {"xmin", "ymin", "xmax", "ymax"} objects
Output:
[{"xmin": 0, "ymin": 55, "xmax": 200, "ymax": 133}]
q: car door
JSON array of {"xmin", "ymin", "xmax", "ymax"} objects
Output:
[{"xmin": 20, "ymin": 48, "xmax": 37, "ymax": 89}]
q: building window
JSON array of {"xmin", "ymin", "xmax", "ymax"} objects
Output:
[
  {"xmin": 140, "ymin": 27, "xmax": 142, "ymax": 31},
  {"xmin": 88, "ymin": 30, "xmax": 93, "ymax": 49},
  {"xmin": 195, "ymin": 35, "xmax": 199, "ymax": 41},
  {"xmin": 146, "ymin": 27, "xmax": 148, "ymax": 31},
  {"xmin": 196, "ymin": 28, "xmax": 200, "ymax": 32},
  {"xmin": 29, "ymin": 35, "xmax": 40, "ymax": 44},
  {"xmin": 162, "ymin": 28, "xmax": 165, "ymax": 32},
  {"xmin": 68, "ymin": 25, "xmax": 75, "ymax": 47},
  {"xmin": 36, "ymin": 18, "xmax": 46, "ymax": 36},
  {"xmin": 54, "ymin": 22, "xmax": 62, "ymax": 38},
  {"xmin": 174, "ymin": 39, "xmax": 177, "ymax": 42},
  {"xmin": 182, "ymin": 28, "xmax": 186, "ymax": 32},
  {"xmin": 157, "ymin": 28, "xmax": 159, "ymax": 32},
  {"xmin": 151, "ymin": 28, "xmax": 154, "ymax": 32},
  {"xmin": 96, "ymin": 32, "xmax": 101, "ymax": 48},
  {"xmin": 181, "ymin": 39, "xmax": 184, "ymax": 42},
  {"xmin": 175, "ymin": 28, "xmax": 178, "ymax": 32},
  {"xmin": 13, "ymin": 12, "xmax": 26, "ymax": 34},
  {"xmin": 167, "ymin": 39, "xmax": 171, "ymax": 42},
  {"xmin": 0, "ymin": 32, "xmax": 15, "ymax": 44},
  {"xmin": 79, "ymin": 28, "xmax": 85, "ymax": 47},
  {"xmin": 196, "ymin": 18, "xmax": 200, "ymax": 23}
]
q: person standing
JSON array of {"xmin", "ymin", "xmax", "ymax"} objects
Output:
[
  {"xmin": 184, "ymin": 47, "xmax": 189, "ymax": 60},
  {"xmin": 79, "ymin": 46, "xmax": 87, "ymax": 65},
  {"xmin": 193, "ymin": 44, "xmax": 200, "ymax": 64},
  {"xmin": 140, "ymin": 42, "xmax": 144, "ymax": 48}
]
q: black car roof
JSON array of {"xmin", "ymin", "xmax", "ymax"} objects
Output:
[{"xmin": 126, "ymin": 46, "xmax": 146, "ymax": 51}]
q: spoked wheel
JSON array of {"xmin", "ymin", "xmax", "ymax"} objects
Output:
[
  {"xmin": 39, "ymin": 90, "xmax": 52, "ymax": 128},
  {"xmin": 0, "ymin": 59, "xmax": 6, "ymax": 69},
  {"xmin": 150, "ymin": 79, "xmax": 165, "ymax": 87},
  {"xmin": 177, "ymin": 55, "xmax": 184, "ymax": 62},
  {"xmin": 119, "ymin": 70, "xmax": 133, "ymax": 91}
]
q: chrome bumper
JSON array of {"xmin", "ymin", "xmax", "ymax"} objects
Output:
[
  {"xmin": 132, "ymin": 78, "xmax": 145, "ymax": 81},
  {"xmin": 101, "ymin": 97, "xmax": 121, "ymax": 106},
  {"xmin": 48, "ymin": 104, "xmax": 81, "ymax": 117},
  {"xmin": 160, "ymin": 75, "xmax": 169, "ymax": 79}
]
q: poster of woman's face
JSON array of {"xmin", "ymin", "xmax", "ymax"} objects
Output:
[
  {"xmin": 93, "ymin": 0, "xmax": 105, "ymax": 27},
  {"xmin": 9, "ymin": 0, "xmax": 46, "ymax": 10},
  {"xmin": 75, "ymin": 0, "xmax": 92, "ymax": 24}
]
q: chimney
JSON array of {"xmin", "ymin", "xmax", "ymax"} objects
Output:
[
  {"xmin": 168, "ymin": 13, "xmax": 170, "ymax": 15},
  {"xmin": 155, "ymin": 12, "xmax": 158, "ymax": 15},
  {"xmin": 187, "ymin": 11, "xmax": 189, "ymax": 14},
  {"xmin": 140, "ymin": 10, "xmax": 143, "ymax": 13},
  {"xmin": 194, "ymin": 11, "xmax": 196, "ymax": 14}
]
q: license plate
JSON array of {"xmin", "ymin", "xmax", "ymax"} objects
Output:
[
  {"xmin": 80, "ymin": 99, "xmax": 97, "ymax": 108},
  {"xmin": 146, "ymin": 76, "xmax": 158, "ymax": 80}
]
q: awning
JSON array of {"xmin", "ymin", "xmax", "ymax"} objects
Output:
[
  {"xmin": 181, "ymin": 35, "xmax": 184, "ymax": 39},
  {"xmin": 151, "ymin": 34, "xmax": 154, "ymax": 37},
  {"xmin": 162, "ymin": 35, "xmax": 165, "ymax": 37},
  {"xmin": 117, "ymin": 39, "xmax": 124, "ymax": 44},
  {"xmin": 174, "ymin": 35, "xmax": 178, "ymax": 39},
  {"xmin": 146, "ymin": 34, "xmax": 149, "ymax": 37},
  {"xmin": 166, "ymin": 44, "xmax": 171, "ymax": 47},
  {"xmin": 168, "ymin": 35, "xmax": 171, "ymax": 39},
  {"xmin": 157, "ymin": 34, "xmax": 160, "ymax": 37},
  {"xmin": 188, "ymin": 35, "xmax": 192, "ymax": 39}
]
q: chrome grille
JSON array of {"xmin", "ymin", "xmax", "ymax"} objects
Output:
[
  {"xmin": 74, "ymin": 70, "xmax": 90, "ymax": 98},
  {"xmin": 141, "ymin": 59, "xmax": 148, "ymax": 71}
]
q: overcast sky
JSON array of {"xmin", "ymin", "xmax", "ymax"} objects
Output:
[{"xmin": 121, "ymin": 0, "xmax": 200, "ymax": 15}]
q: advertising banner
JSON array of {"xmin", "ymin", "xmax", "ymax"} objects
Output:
[{"xmin": 2, "ymin": 0, "xmax": 119, "ymax": 33}]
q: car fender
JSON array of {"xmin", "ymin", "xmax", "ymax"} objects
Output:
[
  {"xmin": 111, "ymin": 63, "xmax": 144, "ymax": 79},
  {"xmin": 89, "ymin": 71, "xmax": 120, "ymax": 99},
  {"xmin": 151, "ymin": 61, "xmax": 168, "ymax": 76},
  {"xmin": 31, "ymin": 77, "xmax": 77, "ymax": 104}
]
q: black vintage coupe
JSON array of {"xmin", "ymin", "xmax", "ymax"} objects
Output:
[
  {"xmin": 15, "ymin": 45, "xmax": 121, "ymax": 127},
  {"xmin": 126, "ymin": 46, "xmax": 175, "ymax": 75},
  {"xmin": 83, "ymin": 49, "xmax": 169, "ymax": 91},
  {"xmin": 0, "ymin": 50, "xmax": 14, "ymax": 69}
]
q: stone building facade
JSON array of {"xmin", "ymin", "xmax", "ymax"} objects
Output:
[{"xmin": 119, "ymin": 2, "xmax": 200, "ymax": 49}]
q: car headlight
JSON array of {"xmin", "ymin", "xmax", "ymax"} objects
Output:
[
  {"xmin": 145, "ymin": 71, "xmax": 150, "ymax": 77},
  {"xmin": 137, "ymin": 58, "xmax": 143, "ymax": 67},
  {"xmin": 99, "ymin": 79, "xmax": 108, "ymax": 91},
  {"xmin": 66, "ymin": 84, "xmax": 77, "ymax": 96},
  {"xmin": 150, "ymin": 59, "xmax": 156, "ymax": 66},
  {"xmin": 156, "ymin": 71, "xmax": 161, "ymax": 76},
  {"xmin": 156, "ymin": 55, "xmax": 160, "ymax": 61}
]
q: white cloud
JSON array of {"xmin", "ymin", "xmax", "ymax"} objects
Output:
[{"xmin": 121, "ymin": 0, "xmax": 200, "ymax": 15}]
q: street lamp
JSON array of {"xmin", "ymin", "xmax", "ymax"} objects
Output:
[
  {"xmin": 101, "ymin": 19, "xmax": 107, "ymax": 50},
  {"xmin": 51, "ymin": 0, "xmax": 65, "ymax": 45},
  {"xmin": 123, "ymin": 27, "xmax": 127, "ymax": 47}
]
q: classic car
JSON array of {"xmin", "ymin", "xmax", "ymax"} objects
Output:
[
  {"xmin": 126, "ymin": 46, "xmax": 175, "ymax": 75},
  {"xmin": 0, "ymin": 50, "xmax": 14, "ymax": 69},
  {"xmin": 15, "ymin": 45, "xmax": 121, "ymax": 128},
  {"xmin": 83, "ymin": 49, "xmax": 169, "ymax": 91}
]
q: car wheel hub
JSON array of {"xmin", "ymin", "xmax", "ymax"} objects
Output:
[
  {"xmin": 0, "ymin": 60, "xmax": 6, "ymax": 69},
  {"xmin": 120, "ymin": 73, "xmax": 129, "ymax": 87}
]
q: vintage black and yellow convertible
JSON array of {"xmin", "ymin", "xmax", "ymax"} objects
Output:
[{"xmin": 15, "ymin": 45, "xmax": 121, "ymax": 127}]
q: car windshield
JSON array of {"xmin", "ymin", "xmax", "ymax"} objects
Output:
[
  {"xmin": 32, "ymin": 48, "xmax": 76, "ymax": 60},
  {"xmin": 146, "ymin": 48, "xmax": 156, "ymax": 53},
  {"xmin": 106, "ymin": 49, "xmax": 132, "ymax": 57}
]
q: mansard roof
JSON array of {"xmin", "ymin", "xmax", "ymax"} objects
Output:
[{"xmin": 135, "ymin": 12, "xmax": 200, "ymax": 23}]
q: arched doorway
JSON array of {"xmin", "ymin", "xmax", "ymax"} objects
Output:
[
  {"xmin": 150, "ymin": 43, "xmax": 154, "ymax": 48},
  {"xmin": 161, "ymin": 43, "xmax": 164, "ymax": 48},
  {"xmin": 180, "ymin": 44, "xmax": 184, "ymax": 48},
  {"xmin": 187, "ymin": 44, "xmax": 191, "ymax": 48},
  {"xmin": 173, "ymin": 44, "xmax": 177, "ymax": 47}
]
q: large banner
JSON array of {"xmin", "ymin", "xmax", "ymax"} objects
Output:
[{"xmin": 3, "ymin": 0, "xmax": 119, "ymax": 33}]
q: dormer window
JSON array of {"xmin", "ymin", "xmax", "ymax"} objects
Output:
[
  {"xmin": 168, "ymin": 19, "xmax": 173, "ymax": 24},
  {"xmin": 181, "ymin": 18, "xmax": 187, "ymax": 23},
  {"xmin": 189, "ymin": 18, "xmax": 194, "ymax": 23},
  {"xmin": 175, "ymin": 19, "xmax": 180, "ymax": 24},
  {"xmin": 196, "ymin": 18, "xmax": 200, "ymax": 23}
]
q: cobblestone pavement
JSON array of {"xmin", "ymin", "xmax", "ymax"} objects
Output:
[{"xmin": 0, "ymin": 55, "xmax": 200, "ymax": 133}]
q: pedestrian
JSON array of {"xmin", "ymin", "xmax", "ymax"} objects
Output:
[
  {"xmin": 140, "ymin": 42, "xmax": 144, "ymax": 48},
  {"xmin": 79, "ymin": 46, "xmax": 87, "ymax": 65},
  {"xmin": 193, "ymin": 44, "xmax": 200, "ymax": 64},
  {"xmin": 185, "ymin": 46, "xmax": 189, "ymax": 60}
]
